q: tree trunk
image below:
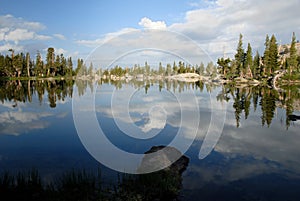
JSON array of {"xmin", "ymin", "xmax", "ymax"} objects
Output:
[{"xmin": 27, "ymin": 59, "xmax": 30, "ymax": 77}]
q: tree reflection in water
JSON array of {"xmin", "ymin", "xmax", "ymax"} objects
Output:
[{"xmin": 1, "ymin": 79, "xmax": 300, "ymax": 129}]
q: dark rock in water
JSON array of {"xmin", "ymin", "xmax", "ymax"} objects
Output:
[
  {"xmin": 120, "ymin": 146, "xmax": 190, "ymax": 201},
  {"xmin": 288, "ymin": 114, "xmax": 300, "ymax": 121},
  {"xmin": 139, "ymin": 145, "xmax": 189, "ymax": 175}
]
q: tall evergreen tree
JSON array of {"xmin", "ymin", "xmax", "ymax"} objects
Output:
[
  {"xmin": 178, "ymin": 61, "xmax": 185, "ymax": 74},
  {"xmin": 166, "ymin": 63, "xmax": 172, "ymax": 76},
  {"xmin": 46, "ymin": 47, "xmax": 55, "ymax": 76},
  {"xmin": 67, "ymin": 57, "xmax": 73, "ymax": 76},
  {"xmin": 172, "ymin": 61, "xmax": 178, "ymax": 75},
  {"xmin": 198, "ymin": 62, "xmax": 205, "ymax": 75},
  {"xmin": 262, "ymin": 34, "xmax": 270, "ymax": 76},
  {"xmin": 35, "ymin": 52, "xmax": 44, "ymax": 76},
  {"xmin": 145, "ymin": 61, "xmax": 150, "ymax": 75},
  {"xmin": 288, "ymin": 32, "xmax": 298, "ymax": 76},
  {"xmin": 234, "ymin": 33, "xmax": 245, "ymax": 77},
  {"xmin": 158, "ymin": 62, "xmax": 164, "ymax": 75},
  {"xmin": 245, "ymin": 43, "xmax": 253, "ymax": 78},
  {"xmin": 88, "ymin": 62, "xmax": 94, "ymax": 76},
  {"xmin": 54, "ymin": 55, "xmax": 60, "ymax": 76},
  {"xmin": 75, "ymin": 59, "xmax": 84, "ymax": 75},
  {"xmin": 252, "ymin": 51, "xmax": 261, "ymax": 79},
  {"xmin": 217, "ymin": 58, "xmax": 231, "ymax": 78},
  {"xmin": 25, "ymin": 52, "xmax": 31, "ymax": 77},
  {"xmin": 268, "ymin": 34, "xmax": 279, "ymax": 75}
]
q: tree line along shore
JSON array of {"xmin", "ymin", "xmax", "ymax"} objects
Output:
[
  {"xmin": 0, "ymin": 32, "xmax": 299, "ymax": 85},
  {"xmin": 217, "ymin": 32, "xmax": 300, "ymax": 85}
]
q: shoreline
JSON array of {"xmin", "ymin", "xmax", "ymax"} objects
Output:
[{"xmin": 1, "ymin": 73, "xmax": 300, "ymax": 87}]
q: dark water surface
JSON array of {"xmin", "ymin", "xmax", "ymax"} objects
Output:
[{"xmin": 1, "ymin": 79, "xmax": 300, "ymax": 200}]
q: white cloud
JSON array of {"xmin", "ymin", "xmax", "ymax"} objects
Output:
[
  {"xmin": 0, "ymin": 14, "xmax": 52, "ymax": 52},
  {"xmin": 35, "ymin": 34, "xmax": 52, "ymax": 40},
  {"xmin": 79, "ymin": 28, "xmax": 212, "ymax": 70},
  {"xmin": 0, "ymin": 14, "xmax": 45, "ymax": 31},
  {"xmin": 3, "ymin": 28, "xmax": 52, "ymax": 44},
  {"xmin": 94, "ymin": 85, "xmax": 204, "ymax": 140},
  {"xmin": 0, "ymin": 43, "xmax": 23, "ymax": 52},
  {"xmin": 55, "ymin": 47, "xmax": 67, "ymax": 55},
  {"xmin": 213, "ymin": 109, "xmax": 300, "ymax": 172},
  {"xmin": 53, "ymin": 33, "xmax": 66, "ymax": 40},
  {"xmin": 170, "ymin": 0, "xmax": 300, "ymax": 56},
  {"xmin": 0, "ymin": 111, "xmax": 52, "ymax": 124},
  {"xmin": 140, "ymin": 106, "xmax": 167, "ymax": 132},
  {"xmin": 76, "ymin": 28, "xmax": 137, "ymax": 47},
  {"xmin": 75, "ymin": 0, "xmax": 299, "ymax": 64},
  {"xmin": 0, "ymin": 110, "xmax": 53, "ymax": 136},
  {"xmin": 138, "ymin": 17, "xmax": 167, "ymax": 30},
  {"xmin": 4, "ymin": 28, "xmax": 35, "ymax": 42},
  {"xmin": 0, "ymin": 28, "xmax": 9, "ymax": 40},
  {"xmin": 76, "ymin": 38, "xmax": 104, "ymax": 47},
  {"xmin": 188, "ymin": 2, "xmax": 201, "ymax": 7}
]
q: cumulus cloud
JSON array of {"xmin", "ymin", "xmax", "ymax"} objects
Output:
[
  {"xmin": 93, "ymin": 84, "xmax": 207, "ymax": 141},
  {"xmin": 53, "ymin": 33, "xmax": 66, "ymax": 40},
  {"xmin": 0, "ymin": 43, "xmax": 23, "ymax": 52},
  {"xmin": 0, "ymin": 14, "xmax": 45, "ymax": 31},
  {"xmin": 213, "ymin": 108, "xmax": 300, "ymax": 173},
  {"xmin": 77, "ymin": 0, "xmax": 300, "ymax": 63},
  {"xmin": 76, "ymin": 28, "xmax": 137, "ymax": 47},
  {"xmin": 79, "ymin": 29, "xmax": 212, "ymax": 71},
  {"xmin": 55, "ymin": 47, "xmax": 67, "ymax": 55},
  {"xmin": 0, "ymin": 14, "xmax": 52, "ymax": 52},
  {"xmin": 0, "ymin": 110, "xmax": 53, "ymax": 136},
  {"xmin": 138, "ymin": 17, "xmax": 167, "ymax": 30},
  {"xmin": 170, "ymin": 0, "xmax": 300, "ymax": 55}
]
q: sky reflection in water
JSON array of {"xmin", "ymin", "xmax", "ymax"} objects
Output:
[{"xmin": 0, "ymin": 80, "xmax": 300, "ymax": 200}]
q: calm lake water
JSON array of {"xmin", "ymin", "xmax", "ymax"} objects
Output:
[{"xmin": 1, "ymin": 79, "xmax": 300, "ymax": 200}]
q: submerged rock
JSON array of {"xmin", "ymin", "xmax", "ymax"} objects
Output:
[
  {"xmin": 138, "ymin": 145, "xmax": 189, "ymax": 175},
  {"xmin": 119, "ymin": 146, "xmax": 190, "ymax": 201}
]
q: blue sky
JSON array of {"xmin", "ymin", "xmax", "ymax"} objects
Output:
[
  {"xmin": 1, "ymin": 0, "xmax": 300, "ymax": 67},
  {"xmin": 1, "ymin": 0, "xmax": 190, "ymax": 36}
]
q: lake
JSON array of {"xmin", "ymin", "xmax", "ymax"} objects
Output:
[{"xmin": 1, "ymin": 79, "xmax": 300, "ymax": 200}]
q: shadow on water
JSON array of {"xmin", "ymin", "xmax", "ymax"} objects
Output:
[{"xmin": 0, "ymin": 146, "xmax": 189, "ymax": 201}]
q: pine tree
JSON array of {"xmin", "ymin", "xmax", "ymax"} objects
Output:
[
  {"xmin": 158, "ymin": 62, "xmax": 164, "ymax": 75},
  {"xmin": 60, "ymin": 54, "xmax": 67, "ymax": 76},
  {"xmin": 288, "ymin": 32, "xmax": 298, "ymax": 77},
  {"xmin": 75, "ymin": 59, "xmax": 84, "ymax": 75},
  {"xmin": 263, "ymin": 34, "xmax": 270, "ymax": 77},
  {"xmin": 252, "ymin": 51, "xmax": 261, "ymax": 79},
  {"xmin": 178, "ymin": 61, "xmax": 185, "ymax": 74},
  {"xmin": 25, "ymin": 52, "xmax": 31, "ymax": 77},
  {"xmin": 166, "ymin": 63, "xmax": 172, "ymax": 76},
  {"xmin": 67, "ymin": 57, "xmax": 73, "ymax": 76},
  {"xmin": 199, "ymin": 62, "xmax": 205, "ymax": 75},
  {"xmin": 217, "ymin": 57, "xmax": 231, "ymax": 78},
  {"xmin": 35, "ymin": 52, "xmax": 44, "ymax": 77},
  {"xmin": 54, "ymin": 55, "xmax": 60, "ymax": 76},
  {"xmin": 172, "ymin": 61, "xmax": 178, "ymax": 75},
  {"xmin": 268, "ymin": 34, "xmax": 279, "ymax": 75},
  {"xmin": 234, "ymin": 34, "xmax": 245, "ymax": 77},
  {"xmin": 145, "ymin": 61, "xmax": 150, "ymax": 75},
  {"xmin": 244, "ymin": 43, "xmax": 253, "ymax": 78},
  {"xmin": 88, "ymin": 62, "xmax": 94, "ymax": 77},
  {"xmin": 46, "ymin": 47, "xmax": 55, "ymax": 76}
]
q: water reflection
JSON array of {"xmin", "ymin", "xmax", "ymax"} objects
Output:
[
  {"xmin": 1, "ymin": 79, "xmax": 300, "ymax": 200},
  {"xmin": 0, "ymin": 79, "xmax": 74, "ymax": 108},
  {"xmin": 1, "ymin": 79, "xmax": 300, "ymax": 129},
  {"xmin": 217, "ymin": 84, "xmax": 300, "ymax": 129}
]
